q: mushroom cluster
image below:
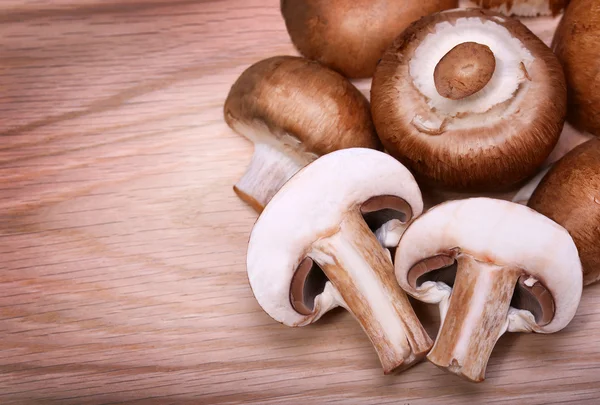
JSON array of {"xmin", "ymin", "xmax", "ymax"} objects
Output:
[{"xmin": 224, "ymin": 0, "xmax": 597, "ymax": 383}]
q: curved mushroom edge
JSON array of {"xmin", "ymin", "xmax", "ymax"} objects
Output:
[
  {"xmin": 394, "ymin": 197, "xmax": 582, "ymax": 334},
  {"xmin": 371, "ymin": 9, "xmax": 566, "ymax": 191},
  {"xmin": 467, "ymin": 0, "xmax": 569, "ymax": 17},
  {"xmin": 528, "ymin": 138, "xmax": 600, "ymax": 286},
  {"xmin": 247, "ymin": 148, "xmax": 423, "ymax": 327}
]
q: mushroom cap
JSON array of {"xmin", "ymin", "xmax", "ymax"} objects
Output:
[
  {"xmin": 371, "ymin": 9, "xmax": 566, "ymax": 191},
  {"xmin": 224, "ymin": 56, "xmax": 381, "ymax": 161},
  {"xmin": 552, "ymin": 0, "xmax": 600, "ymax": 136},
  {"xmin": 528, "ymin": 139, "xmax": 600, "ymax": 285},
  {"xmin": 280, "ymin": 0, "xmax": 458, "ymax": 78},
  {"xmin": 395, "ymin": 198, "xmax": 582, "ymax": 333},
  {"xmin": 247, "ymin": 148, "xmax": 423, "ymax": 326},
  {"xmin": 469, "ymin": 0, "xmax": 569, "ymax": 16}
]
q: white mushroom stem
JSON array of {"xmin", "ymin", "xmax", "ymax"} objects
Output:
[
  {"xmin": 427, "ymin": 255, "xmax": 521, "ymax": 383},
  {"xmin": 311, "ymin": 210, "xmax": 433, "ymax": 374},
  {"xmin": 234, "ymin": 143, "xmax": 303, "ymax": 212},
  {"xmin": 374, "ymin": 219, "xmax": 409, "ymax": 249}
]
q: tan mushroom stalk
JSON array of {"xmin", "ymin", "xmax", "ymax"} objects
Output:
[
  {"xmin": 528, "ymin": 139, "xmax": 600, "ymax": 285},
  {"xmin": 371, "ymin": 9, "xmax": 566, "ymax": 192},
  {"xmin": 466, "ymin": 0, "xmax": 570, "ymax": 16},
  {"xmin": 247, "ymin": 148, "xmax": 432, "ymax": 374},
  {"xmin": 224, "ymin": 56, "xmax": 380, "ymax": 212},
  {"xmin": 280, "ymin": 0, "xmax": 458, "ymax": 78},
  {"xmin": 395, "ymin": 198, "xmax": 582, "ymax": 382},
  {"xmin": 552, "ymin": 0, "xmax": 600, "ymax": 136}
]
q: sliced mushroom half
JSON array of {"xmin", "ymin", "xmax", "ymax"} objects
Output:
[
  {"xmin": 395, "ymin": 198, "xmax": 582, "ymax": 382},
  {"xmin": 247, "ymin": 148, "xmax": 432, "ymax": 374}
]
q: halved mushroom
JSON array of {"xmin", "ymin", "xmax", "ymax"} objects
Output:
[
  {"xmin": 224, "ymin": 56, "xmax": 380, "ymax": 212},
  {"xmin": 395, "ymin": 198, "xmax": 582, "ymax": 382},
  {"xmin": 247, "ymin": 148, "xmax": 432, "ymax": 374},
  {"xmin": 552, "ymin": 0, "xmax": 600, "ymax": 136},
  {"xmin": 466, "ymin": 0, "xmax": 569, "ymax": 16},
  {"xmin": 280, "ymin": 0, "xmax": 458, "ymax": 78},
  {"xmin": 528, "ymin": 139, "xmax": 600, "ymax": 286},
  {"xmin": 371, "ymin": 9, "xmax": 567, "ymax": 191}
]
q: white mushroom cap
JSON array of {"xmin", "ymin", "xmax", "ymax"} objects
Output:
[
  {"xmin": 395, "ymin": 198, "xmax": 582, "ymax": 333},
  {"xmin": 248, "ymin": 148, "xmax": 423, "ymax": 327}
]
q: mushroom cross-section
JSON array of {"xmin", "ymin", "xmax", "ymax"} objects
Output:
[
  {"xmin": 371, "ymin": 9, "xmax": 566, "ymax": 191},
  {"xmin": 528, "ymin": 139, "xmax": 600, "ymax": 286},
  {"xmin": 247, "ymin": 148, "xmax": 432, "ymax": 374},
  {"xmin": 394, "ymin": 198, "xmax": 582, "ymax": 382},
  {"xmin": 224, "ymin": 56, "xmax": 380, "ymax": 212},
  {"xmin": 467, "ymin": 0, "xmax": 570, "ymax": 16}
]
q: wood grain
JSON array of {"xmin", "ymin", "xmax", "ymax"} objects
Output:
[{"xmin": 1, "ymin": 1, "xmax": 599, "ymax": 404}]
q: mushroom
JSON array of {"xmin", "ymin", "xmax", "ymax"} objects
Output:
[
  {"xmin": 280, "ymin": 0, "xmax": 458, "ymax": 78},
  {"xmin": 466, "ymin": 0, "xmax": 569, "ymax": 16},
  {"xmin": 371, "ymin": 9, "xmax": 567, "ymax": 191},
  {"xmin": 247, "ymin": 148, "xmax": 433, "ymax": 373},
  {"xmin": 224, "ymin": 56, "xmax": 380, "ymax": 212},
  {"xmin": 528, "ymin": 139, "xmax": 600, "ymax": 286},
  {"xmin": 552, "ymin": 0, "xmax": 600, "ymax": 136},
  {"xmin": 394, "ymin": 198, "xmax": 582, "ymax": 382}
]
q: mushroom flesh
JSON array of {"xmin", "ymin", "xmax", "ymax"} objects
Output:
[
  {"xmin": 528, "ymin": 139, "xmax": 600, "ymax": 286},
  {"xmin": 280, "ymin": 0, "xmax": 458, "ymax": 78},
  {"xmin": 371, "ymin": 9, "xmax": 567, "ymax": 191},
  {"xmin": 247, "ymin": 148, "xmax": 433, "ymax": 374},
  {"xmin": 395, "ymin": 198, "xmax": 582, "ymax": 382},
  {"xmin": 224, "ymin": 56, "xmax": 380, "ymax": 212}
]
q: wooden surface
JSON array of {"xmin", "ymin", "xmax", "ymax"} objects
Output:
[{"xmin": 1, "ymin": 1, "xmax": 600, "ymax": 404}]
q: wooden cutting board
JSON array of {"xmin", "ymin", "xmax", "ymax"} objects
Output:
[{"xmin": 1, "ymin": 1, "xmax": 599, "ymax": 404}]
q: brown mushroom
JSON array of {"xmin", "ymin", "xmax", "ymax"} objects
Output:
[
  {"xmin": 467, "ymin": 0, "xmax": 570, "ymax": 16},
  {"xmin": 528, "ymin": 138, "xmax": 600, "ymax": 285},
  {"xmin": 371, "ymin": 9, "xmax": 567, "ymax": 191},
  {"xmin": 224, "ymin": 56, "xmax": 380, "ymax": 212},
  {"xmin": 280, "ymin": 0, "xmax": 458, "ymax": 78},
  {"xmin": 552, "ymin": 0, "xmax": 600, "ymax": 136}
]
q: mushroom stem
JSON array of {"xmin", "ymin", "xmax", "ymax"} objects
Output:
[
  {"xmin": 311, "ymin": 210, "xmax": 433, "ymax": 374},
  {"xmin": 234, "ymin": 143, "xmax": 303, "ymax": 212},
  {"xmin": 427, "ymin": 254, "xmax": 521, "ymax": 382}
]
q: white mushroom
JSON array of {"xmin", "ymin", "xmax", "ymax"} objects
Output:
[
  {"xmin": 224, "ymin": 56, "xmax": 380, "ymax": 212},
  {"xmin": 247, "ymin": 148, "xmax": 432, "ymax": 374},
  {"xmin": 395, "ymin": 198, "xmax": 582, "ymax": 382}
]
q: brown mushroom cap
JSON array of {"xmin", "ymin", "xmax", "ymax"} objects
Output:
[
  {"xmin": 371, "ymin": 9, "xmax": 566, "ymax": 191},
  {"xmin": 528, "ymin": 138, "xmax": 600, "ymax": 285},
  {"xmin": 224, "ymin": 56, "xmax": 380, "ymax": 156},
  {"xmin": 470, "ymin": 0, "xmax": 570, "ymax": 16},
  {"xmin": 552, "ymin": 0, "xmax": 600, "ymax": 136},
  {"xmin": 280, "ymin": 0, "xmax": 459, "ymax": 78}
]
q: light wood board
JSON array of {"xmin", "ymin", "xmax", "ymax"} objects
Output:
[{"xmin": 1, "ymin": 1, "xmax": 599, "ymax": 404}]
